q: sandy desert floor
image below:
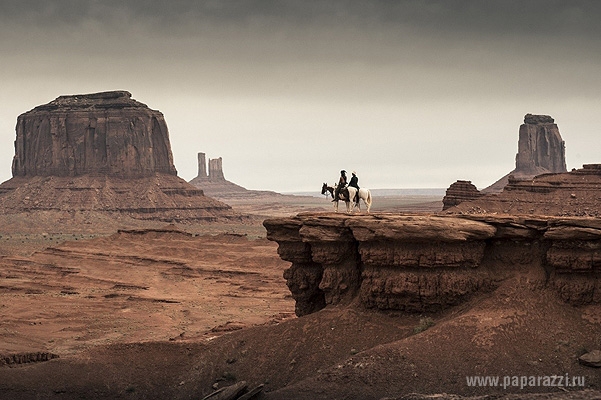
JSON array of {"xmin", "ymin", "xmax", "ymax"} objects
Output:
[
  {"xmin": 0, "ymin": 228, "xmax": 295, "ymax": 358},
  {"xmin": 0, "ymin": 194, "xmax": 439, "ymax": 357}
]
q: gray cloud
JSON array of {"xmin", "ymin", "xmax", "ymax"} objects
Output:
[
  {"xmin": 1, "ymin": 1, "xmax": 600, "ymax": 191},
  {"xmin": 3, "ymin": 1, "xmax": 601, "ymax": 35}
]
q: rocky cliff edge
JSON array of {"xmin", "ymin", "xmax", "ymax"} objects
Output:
[{"xmin": 264, "ymin": 213, "xmax": 601, "ymax": 317}]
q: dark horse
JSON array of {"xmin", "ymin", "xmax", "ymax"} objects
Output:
[{"xmin": 321, "ymin": 182, "xmax": 351, "ymax": 213}]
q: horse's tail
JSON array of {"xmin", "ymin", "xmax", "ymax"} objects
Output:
[{"xmin": 365, "ymin": 189, "xmax": 372, "ymax": 212}]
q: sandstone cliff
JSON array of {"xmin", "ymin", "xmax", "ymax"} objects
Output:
[
  {"xmin": 516, "ymin": 114, "xmax": 566, "ymax": 174},
  {"xmin": 264, "ymin": 213, "xmax": 601, "ymax": 317},
  {"xmin": 12, "ymin": 91, "xmax": 177, "ymax": 178}
]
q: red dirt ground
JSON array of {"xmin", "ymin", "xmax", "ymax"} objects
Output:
[{"xmin": 0, "ymin": 195, "xmax": 599, "ymax": 400}]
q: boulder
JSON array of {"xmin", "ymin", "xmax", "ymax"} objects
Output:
[{"xmin": 579, "ymin": 350, "xmax": 601, "ymax": 368}]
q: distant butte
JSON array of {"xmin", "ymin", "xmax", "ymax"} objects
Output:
[
  {"xmin": 12, "ymin": 90, "xmax": 177, "ymax": 178},
  {"xmin": 188, "ymin": 152, "xmax": 280, "ymax": 199},
  {"xmin": 483, "ymin": 113, "xmax": 567, "ymax": 193},
  {"xmin": 442, "ymin": 113, "xmax": 572, "ymax": 211},
  {"xmin": 444, "ymin": 163, "xmax": 601, "ymax": 217},
  {"xmin": 0, "ymin": 91, "xmax": 243, "ymax": 223}
]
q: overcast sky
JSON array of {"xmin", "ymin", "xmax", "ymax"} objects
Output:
[{"xmin": 1, "ymin": 1, "xmax": 600, "ymax": 193}]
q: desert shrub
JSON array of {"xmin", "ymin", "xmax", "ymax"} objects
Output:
[{"xmin": 413, "ymin": 317, "xmax": 435, "ymax": 334}]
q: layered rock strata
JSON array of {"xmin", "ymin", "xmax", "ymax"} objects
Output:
[
  {"xmin": 12, "ymin": 91, "xmax": 177, "ymax": 178},
  {"xmin": 0, "ymin": 174, "xmax": 235, "ymax": 222},
  {"xmin": 446, "ymin": 164, "xmax": 601, "ymax": 217},
  {"xmin": 264, "ymin": 213, "xmax": 601, "ymax": 316}
]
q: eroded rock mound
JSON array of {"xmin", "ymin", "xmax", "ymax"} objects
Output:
[{"xmin": 442, "ymin": 180, "xmax": 481, "ymax": 210}]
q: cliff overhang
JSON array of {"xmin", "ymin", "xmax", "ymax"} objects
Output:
[{"xmin": 264, "ymin": 213, "xmax": 601, "ymax": 316}]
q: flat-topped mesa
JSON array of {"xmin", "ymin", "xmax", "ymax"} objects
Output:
[
  {"xmin": 0, "ymin": 91, "xmax": 246, "ymax": 223},
  {"xmin": 12, "ymin": 91, "xmax": 177, "ymax": 178}
]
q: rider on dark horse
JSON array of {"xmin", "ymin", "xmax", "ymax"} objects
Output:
[
  {"xmin": 348, "ymin": 171, "xmax": 360, "ymax": 205},
  {"xmin": 333, "ymin": 170, "xmax": 349, "ymax": 202}
]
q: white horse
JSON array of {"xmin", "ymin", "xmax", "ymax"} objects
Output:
[{"xmin": 321, "ymin": 183, "xmax": 372, "ymax": 213}]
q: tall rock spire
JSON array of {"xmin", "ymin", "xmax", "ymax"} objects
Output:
[
  {"xmin": 515, "ymin": 114, "xmax": 567, "ymax": 175},
  {"xmin": 197, "ymin": 152, "xmax": 207, "ymax": 178},
  {"xmin": 483, "ymin": 114, "xmax": 567, "ymax": 193}
]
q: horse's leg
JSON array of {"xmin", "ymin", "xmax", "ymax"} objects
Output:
[
  {"xmin": 334, "ymin": 200, "xmax": 339, "ymax": 213},
  {"xmin": 347, "ymin": 188, "xmax": 356, "ymax": 213}
]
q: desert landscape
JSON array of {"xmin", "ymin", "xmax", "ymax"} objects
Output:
[{"xmin": 0, "ymin": 91, "xmax": 599, "ymax": 400}]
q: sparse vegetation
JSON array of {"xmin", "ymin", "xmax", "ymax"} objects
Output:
[{"xmin": 413, "ymin": 317, "xmax": 435, "ymax": 334}]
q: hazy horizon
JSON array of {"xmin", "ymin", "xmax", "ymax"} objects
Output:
[{"xmin": 1, "ymin": 1, "xmax": 600, "ymax": 193}]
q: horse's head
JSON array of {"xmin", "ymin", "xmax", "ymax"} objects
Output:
[{"xmin": 321, "ymin": 183, "xmax": 328, "ymax": 195}]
